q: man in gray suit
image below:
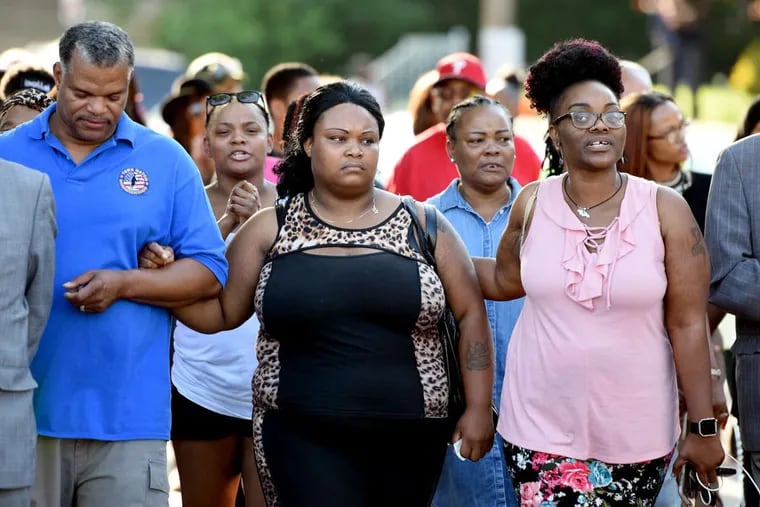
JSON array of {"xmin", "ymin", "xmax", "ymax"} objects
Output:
[
  {"xmin": 0, "ymin": 159, "xmax": 56, "ymax": 507},
  {"xmin": 705, "ymin": 134, "xmax": 760, "ymax": 489}
]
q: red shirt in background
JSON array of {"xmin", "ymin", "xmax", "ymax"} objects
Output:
[{"xmin": 387, "ymin": 123, "xmax": 541, "ymax": 201}]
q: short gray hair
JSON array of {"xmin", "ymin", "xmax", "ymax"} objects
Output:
[{"xmin": 59, "ymin": 21, "xmax": 134, "ymax": 71}]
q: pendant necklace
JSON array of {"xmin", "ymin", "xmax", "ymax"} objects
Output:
[
  {"xmin": 309, "ymin": 190, "xmax": 379, "ymax": 224},
  {"xmin": 563, "ymin": 172, "xmax": 623, "ymax": 219}
]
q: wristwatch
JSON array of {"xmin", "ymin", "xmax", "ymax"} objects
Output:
[{"xmin": 688, "ymin": 418, "xmax": 719, "ymax": 437}]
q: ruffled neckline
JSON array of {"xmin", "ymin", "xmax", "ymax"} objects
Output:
[{"xmin": 538, "ymin": 174, "xmax": 651, "ymax": 311}]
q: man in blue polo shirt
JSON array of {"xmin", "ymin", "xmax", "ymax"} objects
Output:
[{"xmin": 0, "ymin": 21, "xmax": 227, "ymax": 507}]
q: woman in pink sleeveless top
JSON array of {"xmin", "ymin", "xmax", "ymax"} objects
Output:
[{"xmin": 474, "ymin": 39, "xmax": 724, "ymax": 506}]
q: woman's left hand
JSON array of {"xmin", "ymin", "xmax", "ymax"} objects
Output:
[
  {"xmin": 674, "ymin": 433, "xmax": 725, "ymax": 487},
  {"xmin": 453, "ymin": 404, "xmax": 495, "ymax": 462},
  {"xmin": 138, "ymin": 242, "xmax": 175, "ymax": 269}
]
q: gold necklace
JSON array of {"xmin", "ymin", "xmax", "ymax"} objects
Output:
[
  {"xmin": 309, "ymin": 190, "xmax": 379, "ymax": 224},
  {"xmin": 563, "ymin": 172, "xmax": 623, "ymax": 218}
]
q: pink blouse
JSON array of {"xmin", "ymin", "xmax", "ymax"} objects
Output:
[
  {"xmin": 264, "ymin": 155, "xmax": 280, "ymax": 183},
  {"xmin": 497, "ymin": 174, "xmax": 679, "ymax": 463}
]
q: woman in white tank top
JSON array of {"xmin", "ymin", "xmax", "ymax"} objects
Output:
[{"xmin": 141, "ymin": 90, "xmax": 277, "ymax": 507}]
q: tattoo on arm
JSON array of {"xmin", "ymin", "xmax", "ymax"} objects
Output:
[
  {"xmin": 466, "ymin": 341, "xmax": 490, "ymax": 371},
  {"xmin": 690, "ymin": 226, "xmax": 706, "ymax": 257}
]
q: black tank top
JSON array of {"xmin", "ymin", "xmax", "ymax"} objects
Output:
[{"xmin": 252, "ymin": 193, "xmax": 450, "ymax": 419}]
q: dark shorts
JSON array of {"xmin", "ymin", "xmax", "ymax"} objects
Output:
[{"xmin": 170, "ymin": 384, "xmax": 252, "ymax": 440}]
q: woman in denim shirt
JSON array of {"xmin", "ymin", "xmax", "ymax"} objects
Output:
[{"xmin": 428, "ymin": 95, "xmax": 524, "ymax": 507}]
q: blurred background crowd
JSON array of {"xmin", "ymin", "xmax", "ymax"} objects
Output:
[{"xmin": 3, "ymin": 0, "xmax": 760, "ymax": 178}]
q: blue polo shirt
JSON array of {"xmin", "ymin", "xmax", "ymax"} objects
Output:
[
  {"xmin": 428, "ymin": 178, "xmax": 524, "ymax": 507},
  {"xmin": 0, "ymin": 105, "xmax": 227, "ymax": 440}
]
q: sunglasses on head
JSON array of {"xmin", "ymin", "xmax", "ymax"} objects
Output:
[{"xmin": 205, "ymin": 91, "xmax": 268, "ymax": 124}]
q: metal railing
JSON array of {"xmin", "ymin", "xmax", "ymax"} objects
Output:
[{"xmin": 368, "ymin": 26, "xmax": 470, "ymax": 109}]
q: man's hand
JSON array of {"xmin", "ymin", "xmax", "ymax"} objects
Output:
[{"xmin": 63, "ymin": 270, "xmax": 127, "ymax": 313}]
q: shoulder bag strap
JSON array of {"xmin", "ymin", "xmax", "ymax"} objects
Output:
[
  {"xmin": 520, "ymin": 186, "xmax": 538, "ymax": 250},
  {"xmin": 274, "ymin": 197, "xmax": 290, "ymax": 230},
  {"xmin": 422, "ymin": 203, "xmax": 438, "ymax": 253},
  {"xmin": 402, "ymin": 197, "xmax": 436, "ymax": 267}
]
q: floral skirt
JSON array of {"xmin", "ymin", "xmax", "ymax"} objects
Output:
[{"xmin": 503, "ymin": 441, "xmax": 673, "ymax": 507}]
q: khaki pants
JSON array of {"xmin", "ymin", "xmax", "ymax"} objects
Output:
[{"xmin": 31, "ymin": 437, "xmax": 169, "ymax": 507}]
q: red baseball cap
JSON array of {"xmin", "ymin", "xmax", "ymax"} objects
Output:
[{"xmin": 434, "ymin": 52, "xmax": 487, "ymax": 90}]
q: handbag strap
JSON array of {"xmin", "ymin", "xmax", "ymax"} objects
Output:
[
  {"xmin": 274, "ymin": 197, "xmax": 290, "ymax": 230},
  {"xmin": 520, "ymin": 186, "xmax": 538, "ymax": 250},
  {"xmin": 402, "ymin": 196, "xmax": 437, "ymax": 268}
]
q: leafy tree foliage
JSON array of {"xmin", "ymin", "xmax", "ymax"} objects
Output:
[
  {"xmin": 155, "ymin": 0, "xmax": 477, "ymax": 87},
  {"xmin": 154, "ymin": 0, "xmax": 759, "ymax": 96},
  {"xmin": 517, "ymin": 2, "xmax": 650, "ymax": 63}
]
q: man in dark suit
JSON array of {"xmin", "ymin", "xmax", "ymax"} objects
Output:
[{"xmin": 705, "ymin": 133, "xmax": 760, "ymax": 491}]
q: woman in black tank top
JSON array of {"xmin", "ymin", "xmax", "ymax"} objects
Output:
[{"xmin": 170, "ymin": 82, "xmax": 497, "ymax": 507}]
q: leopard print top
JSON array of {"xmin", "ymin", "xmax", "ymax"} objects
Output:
[{"xmin": 252, "ymin": 192, "xmax": 449, "ymax": 418}]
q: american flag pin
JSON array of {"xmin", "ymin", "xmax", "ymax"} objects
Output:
[{"xmin": 119, "ymin": 168, "xmax": 149, "ymax": 195}]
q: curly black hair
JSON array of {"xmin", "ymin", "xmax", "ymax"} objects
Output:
[
  {"xmin": 525, "ymin": 39, "xmax": 623, "ymax": 175},
  {"xmin": 274, "ymin": 81, "xmax": 384, "ymax": 198},
  {"xmin": 526, "ymin": 39, "xmax": 623, "ymax": 117}
]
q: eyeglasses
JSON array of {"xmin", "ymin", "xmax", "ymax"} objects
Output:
[
  {"xmin": 648, "ymin": 119, "xmax": 691, "ymax": 143},
  {"xmin": 552, "ymin": 110, "xmax": 626, "ymax": 129},
  {"xmin": 205, "ymin": 91, "xmax": 268, "ymax": 125}
]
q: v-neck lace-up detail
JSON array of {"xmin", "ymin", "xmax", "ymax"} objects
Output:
[
  {"xmin": 562, "ymin": 216, "xmax": 633, "ymax": 311},
  {"xmin": 556, "ymin": 176, "xmax": 645, "ymax": 311}
]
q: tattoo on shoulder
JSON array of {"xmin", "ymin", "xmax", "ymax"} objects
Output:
[
  {"xmin": 466, "ymin": 341, "xmax": 490, "ymax": 371},
  {"xmin": 690, "ymin": 226, "xmax": 706, "ymax": 257}
]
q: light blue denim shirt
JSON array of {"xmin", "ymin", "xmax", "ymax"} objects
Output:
[{"xmin": 428, "ymin": 178, "xmax": 524, "ymax": 507}]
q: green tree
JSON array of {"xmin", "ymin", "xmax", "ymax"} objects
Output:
[
  {"xmin": 517, "ymin": 2, "xmax": 649, "ymax": 63},
  {"xmin": 518, "ymin": 0, "xmax": 759, "ymax": 87},
  {"xmin": 155, "ymin": 0, "xmax": 457, "ymax": 87}
]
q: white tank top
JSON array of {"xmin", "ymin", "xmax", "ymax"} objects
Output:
[{"xmin": 171, "ymin": 232, "xmax": 259, "ymax": 420}]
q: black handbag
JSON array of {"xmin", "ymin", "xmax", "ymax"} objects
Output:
[{"xmin": 402, "ymin": 198, "xmax": 498, "ymax": 429}]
